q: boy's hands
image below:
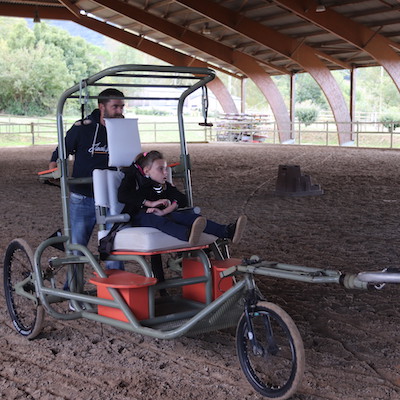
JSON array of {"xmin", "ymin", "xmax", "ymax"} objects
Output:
[
  {"xmin": 146, "ymin": 207, "xmax": 165, "ymax": 216},
  {"xmin": 148, "ymin": 199, "xmax": 171, "ymax": 208},
  {"xmin": 146, "ymin": 199, "xmax": 178, "ymax": 216}
]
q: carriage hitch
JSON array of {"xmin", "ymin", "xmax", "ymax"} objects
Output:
[{"xmin": 219, "ymin": 259, "xmax": 394, "ymax": 290}]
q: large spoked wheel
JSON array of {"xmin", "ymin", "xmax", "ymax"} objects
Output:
[
  {"xmin": 3, "ymin": 239, "xmax": 44, "ymax": 339},
  {"xmin": 236, "ymin": 301, "xmax": 305, "ymax": 400}
]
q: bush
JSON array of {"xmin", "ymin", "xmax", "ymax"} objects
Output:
[
  {"xmin": 132, "ymin": 107, "xmax": 171, "ymax": 116},
  {"xmin": 295, "ymin": 103, "xmax": 320, "ymax": 126},
  {"xmin": 380, "ymin": 114, "xmax": 400, "ymax": 132}
]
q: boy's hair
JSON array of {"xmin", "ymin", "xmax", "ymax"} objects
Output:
[
  {"xmin": 98, "ymin": 88, "xmax": 124, "ymax": 105},
  {"xmin": 135, "ymin": 151, "xmax": 164, "ymax": 170}
]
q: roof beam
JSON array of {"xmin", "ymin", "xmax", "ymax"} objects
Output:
[
  {"xmin": 0, "ymin": 4, "xmax": 237, "ymax": 113},
  {"xmin": 0, "ymin": 4, "xmax": 69, "ymax": 19},
  {"xmin": 90, "ymin": 0, "xmax": 293, "ymax": 142},
  {"xmin": 57, "ymin": 0, "xmax": 81, "ymax": 19},
  {"xmin": 344, "ymin": 4, "xmax": 400, "ymax": 19},
  {"xmin": 274, "ymin": 0, "xmax": 400, "ymax": 92},
  {"xmin": 72, "ymin": 15, "xmax": 238, "ymax": 114},
  {"xmin": 172, "ymin": 0, "xmax": 352, "ymax": 144},
  {"xmin": 0, "ymin": 0, "xmax": 62, "ymax": 7},
  {"xmin": 95, "ymin": 0, "xmax": 290, "ymax": 73}
]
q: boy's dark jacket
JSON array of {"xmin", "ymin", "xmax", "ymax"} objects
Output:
[{"xmin": 118, "ymin": 163, "xmax": 188, "ymax": 221}]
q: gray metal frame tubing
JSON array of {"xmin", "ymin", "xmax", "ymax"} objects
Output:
[{"xmin": 33, "ymin": 65, "xmax": 218, "ymax": 329}]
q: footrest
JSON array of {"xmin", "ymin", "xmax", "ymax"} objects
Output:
[
  {"xmin": 89, "ymin": 270, "xmax": 157, "ymax": 288},
  {"xmin": 37, "ymin": 167, "xmax": 61, "ymax": 180}
]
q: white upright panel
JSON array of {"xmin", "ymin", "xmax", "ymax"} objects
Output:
[
  {"xmin": 105, "ymin": 118, "xmax": 142, "ymax": 167},
  {"xmin": 93, "ymin": 169, "xmax": 109, "ymax": 207}
]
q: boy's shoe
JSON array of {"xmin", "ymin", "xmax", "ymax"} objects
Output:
[
  {"xmin": 188, "ymin": 217, "xmax": 207, "ymax": 246},
  {"xmin": 227, "ymin": 215, "xmax": 247, "ymax": 244}
]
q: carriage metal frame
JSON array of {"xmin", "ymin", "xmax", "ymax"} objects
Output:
[{"xmin": 3, "ymin": 65, "xmax": 398, "ymax": 400}]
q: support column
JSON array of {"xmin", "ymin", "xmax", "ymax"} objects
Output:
[
  {"xmin": 290, "ymin": 73, "xmax": 296, "ymax": 142},
  {"xmin": 350, "ymin": 67, "xmax": 357, "ymax": 141},
  {"xmin": 241, "ymin": 78, "xmax": 246, "ymax": 114}
]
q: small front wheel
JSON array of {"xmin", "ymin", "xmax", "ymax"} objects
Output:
[
  {"xmin": 3, "ymin": 239, "xmax": 44, "ymax": 339},
  {"xmin": 236, "ymin": 301, "xmax": 305, "ymax": 400}
]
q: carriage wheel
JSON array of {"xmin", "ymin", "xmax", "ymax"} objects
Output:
[
  {"xmin": 3, "ymin": 239, "xmax": 44, "ymax": 339},
  {"xmin": 236, "ymin": 301, "xmax": 305, "ymax": 400}
]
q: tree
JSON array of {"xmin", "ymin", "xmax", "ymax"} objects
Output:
[
  {"xmin": 0, "ymin": 18, "xmax": 107, "ymax": 115},
  {"xmin": 356, "ymin": 67, "xmax": 400, "ymax": 115},
  {"xmin": 295, "ymin": 73, "xmax": 328, "ymax": 110},
  {"xmin": 0, "ymin": 40, "xmax": 70, "ymax": 115},
  {"xmin": 32, "ymin": 22, "xmax": 107, "ymax": 79}
]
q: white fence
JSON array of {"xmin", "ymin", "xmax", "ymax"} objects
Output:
[
  {"xmin": 0, "ymin": 120, "xmax": 214, "ymax": 146},
  {"xmin": 214, "ymin": 116, "xmax": 400, "ymax": 148},
  {"xmin": 1, "ymin": 117, "xmax": 400, "ymax": 149}
]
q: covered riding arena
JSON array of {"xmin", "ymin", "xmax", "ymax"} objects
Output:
[
  {"xmin": 1, "ymin": 143, "xmax": 400, "ymax": 399},
  {"xmin": 1, "ymin": 1, "xmax": 400, "ymax": 399}
]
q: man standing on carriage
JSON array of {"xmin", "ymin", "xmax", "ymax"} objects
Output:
[{"xmin": 49, "ymin": 88, "xmax": 125, "ymax": 273}]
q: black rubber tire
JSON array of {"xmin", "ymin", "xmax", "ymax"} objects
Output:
[
  {"xmin": 3, "ymin": 239, "xmax": 44, "ymax": 339},
  {"xmin": 236, "ymin": 301, "xmax": 305, "ymax": 400}
]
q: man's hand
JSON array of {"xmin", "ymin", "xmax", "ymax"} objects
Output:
[{"xmin": 49, "ymin": 161, "xmax": 57, "ymax": 170}]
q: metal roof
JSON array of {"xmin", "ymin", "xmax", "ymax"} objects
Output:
[{"xmin": 1, "ymin": 0, "xmax": 400, "ymax": 79}]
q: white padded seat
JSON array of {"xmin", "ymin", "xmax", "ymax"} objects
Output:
[
  {"xmin": 113, "ymin": 227, "xmax": 217, "ymax": 253},
  {"xmin": 94, "ymin": 118, "xmax": 216, "ymax": 253}
]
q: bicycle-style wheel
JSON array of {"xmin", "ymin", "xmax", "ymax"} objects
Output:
[
  {"xmin": 236, "ymin": 301, "xmax": 305, "ymax": 400},
  {"xmin": 3, "ymin": 239, "xmax": 44, "ymax": 339}
]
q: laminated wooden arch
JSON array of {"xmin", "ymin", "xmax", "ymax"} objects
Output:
[
  {"xmin": 0, "ymin": 4, "xmax": 238, "ymax": 115},
  {"xmin": 275, "ymin": 0, "xmax": 400, "ymax": 92},
  {"xmin": 72, "ymin": 16, "xmax": 239, "ymax": 115},
  {"xmin": 84, "ymin": 0, "xmax": 293, "ymax": 143},
  {"xmin": 175, "ymin": 0, "xmax": 353, "ymax": 145},
  {"xmin": 1, "ymin": 0, "xmax": 400, "ymax": 147}
]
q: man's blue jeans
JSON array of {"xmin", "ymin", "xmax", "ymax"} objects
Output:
[{"xmin": 69, "ymin": 192, "xmax": 124, "ymax": 270}]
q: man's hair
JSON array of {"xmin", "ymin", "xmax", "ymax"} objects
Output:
[{"xmin": 98, "ymin": 88, "xmax": 124, "ymax": 105}]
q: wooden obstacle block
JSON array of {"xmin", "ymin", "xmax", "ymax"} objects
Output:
[{"xmin": 275, "ymin": 165, "xmax": 323, "ymax": 197}]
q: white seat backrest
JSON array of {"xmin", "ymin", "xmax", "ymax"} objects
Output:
[
  {"xmin": 94, "ymin": 118, "xmax": 142, "ymax": 217},
  {"xmin": 93, "ymin": 169, "xmax": 108, "ymax": 207},
  {"xmin": 104, "ymin": 118, "xmax": 142, "ymax": 168},
  {"xmin": 93, "ymin": 169, "xmax": 125, "ymax": 213}
]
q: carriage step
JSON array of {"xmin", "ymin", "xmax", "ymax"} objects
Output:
[{"xmin": 89, "ymin": 270, "xmax": 157, "ymax": 322}]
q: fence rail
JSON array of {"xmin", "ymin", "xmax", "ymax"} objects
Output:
[
  {"xmin": 0, "ymin": 120, "xmax": 214, "ymax": 146},
  {"xmin": 1, "ymin": 118, "xmax": 400, "ymax": 149},
  {"xmin": 213, "ymin": 119, "xmax": 400, "ymax": 149}
]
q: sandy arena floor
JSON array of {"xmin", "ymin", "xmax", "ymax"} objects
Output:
[{"xmin": 1, "ymin": 143, "xmax": 400, "ymax": 400}]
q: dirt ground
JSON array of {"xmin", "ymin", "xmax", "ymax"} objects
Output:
[{"xmin": 1, "ymin": 143, "xmax": 400, "ymax": 400}]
